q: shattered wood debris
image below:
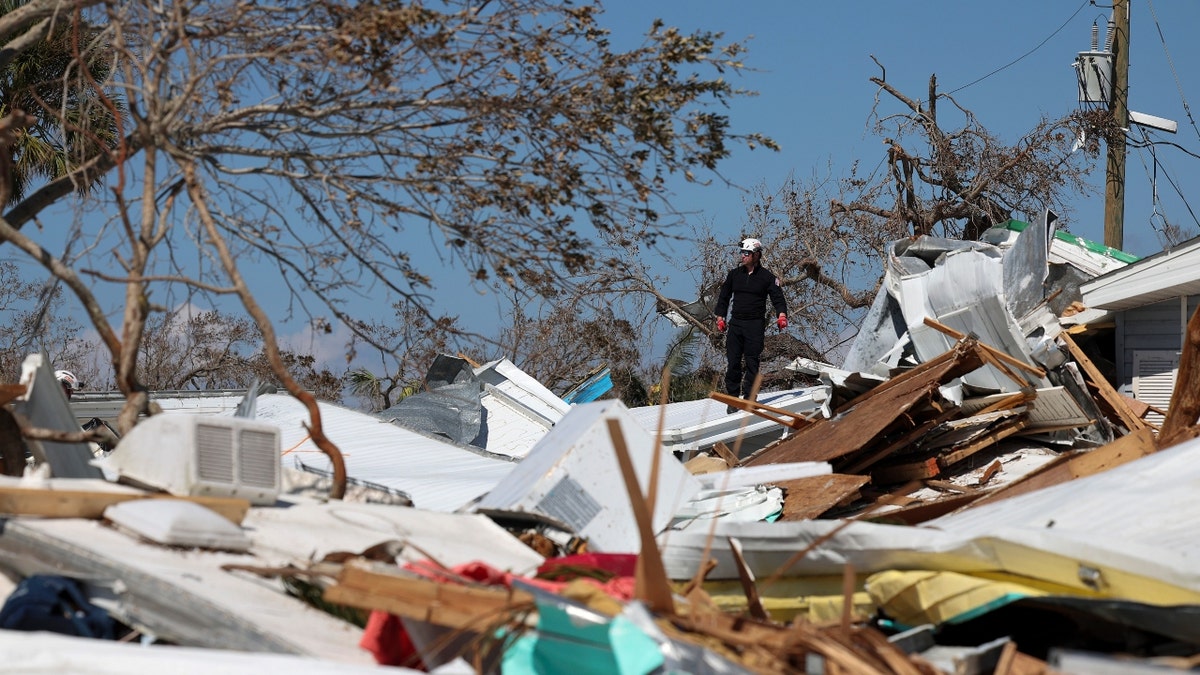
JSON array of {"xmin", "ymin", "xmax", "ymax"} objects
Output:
[
  {"xmin": 740, "ymin": 336, "xmax": 989, "ymax": 473},
  {"xmin": 11, "ymin": 224, "xmax": 1200, "ymax": 672}
]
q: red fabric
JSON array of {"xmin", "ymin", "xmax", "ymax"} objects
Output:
[
  {"xmin": 356, "ymin": 556, "xmax": 641, "ymax": 666},
  {"xmin": 359, "ymin": 609, "xmax": 425, "ymax": 669},
  {"xmin": 538, "ymin": 553, "xmax": 639, "ymax": 579}
]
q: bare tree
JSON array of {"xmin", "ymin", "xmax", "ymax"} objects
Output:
[
  {"xmin": 74, "ymin": 306, "xmax": 343, "ymax": 399},
  {"xmin": 0, "ymin": 1, "xmax": 774, "ymax": 496},
  {"xmin": 580, "ymin": 71, "xmax": 1103, "ymax": 396},
  {"xmin": 346, "ymin": 300, "xmax": 466, "ymax": 412},
  {"xmin": 832, "ymin": 68, "xmax": 1098, "ymax": 241},
  {"xmin": 0, "ymin": 260, "xmax": 88, "ymax": 380}
]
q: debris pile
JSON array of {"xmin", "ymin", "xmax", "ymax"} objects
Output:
[{"xmin": 1, "ymin": 217, "xmax": 1200, "ymax": 672}]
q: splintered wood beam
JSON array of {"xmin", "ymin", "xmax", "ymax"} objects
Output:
[
  {"xmin": 872, "ymin": 457, "xmax": 940, "ymax": 484},
  {"xmin": 974, "ymin": 391, "xmax": 1035, "ymax": 416},
  {"xmin": 977, "ymin": 459, "xmax": 1004, "ymax": 486},
  {"xmin": 1059, "ymin": 332, "xmax": 1149, "ymax": 433},
  {"xmin": 606, "ymin": 419, "xmax": 675, "ymax": 615},
  {"xmin": 1160, "ymin": 303, "xmax": 1200, "ymax": 448},
  {"xmin": 324, "ymin": 561, "xmax": 534, "ymax": 631},
  {"xmin": 0, "ymin": 485, "xmax": 250, "ymax": 524},
  {"xmin": 922, "ymin": 317, "xmax": 1046, "ymax": 381},
  {"xmin": 937, "ymin": 417, "xmax": 1029, "ymax": 469},
  {"xmin": 727, "ymin": 537, "xmax": 768, "ymax": 621},
  {"xmin": 709, "ymin": 391, "xmax": 814, "ymax": 430}
]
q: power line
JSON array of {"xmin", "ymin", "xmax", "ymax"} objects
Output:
[
  {"xmin": 1131, "ymin": 127, "xmax": 1200, "ymax": 230},
  {"xmin": 945, "ymin": 0, "xmax": 1091, "ymax": 96},
  {"xmin": 1145, "ymin": 0, "xmax": 1200, "ymax": 143}
]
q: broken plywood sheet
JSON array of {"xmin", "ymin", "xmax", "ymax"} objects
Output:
[
  {"xmin": 918, "ymin": 408, "xmax": 1026, "ymax": 452},
  {"xmin": 742, "ymin": 338, "xmax": 985, "ymax": 467},
  {"xmin": 776, "ymin": 474, "xmax": 870, "ymax": 521},
  {"xmin": 950, "ymin": 426, "xmax": 1156, "ymax": 515},
  {"xmin": 869, "ymin": 415, "xmax": 1029, "ymax": 485}
]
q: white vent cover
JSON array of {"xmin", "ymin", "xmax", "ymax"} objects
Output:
[
  {"xmin": 1133, "ymin": 350, "xmax": 1180, "ymax": 428},
  {"xmin": 105, "ymin": 499, "xmax": 251, "ymax": 551},
  {"xmin": 99, "ymin": 414, "xmax": 281, "ymax": 505}
]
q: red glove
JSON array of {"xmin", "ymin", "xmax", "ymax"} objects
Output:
[
  {"xmin": 716, "ymin": 318, "xmax": 727, "ymax": 333},
  {"xmin": 777, "ymin": 314, "xmax": 788, "ymax": 330}
]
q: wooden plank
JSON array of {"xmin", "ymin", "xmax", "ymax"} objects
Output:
[
  {"xmin": 923, "ymin": 479, "xmax": 975, "ymax": 494},
  {"xmin": 326, "ymin": 561, "xmax": 533, "ymax": 630},
  {"xmin": 1059, "ymin": 332, "xmax": 1148, "ymax": 433},
  {"xmin": 711, "ymin": 441, "xmax": 739, "ymax": 468},
  {"xmin": 606, "ymin": 419, "xmax": 674, "ymax": 614},
  {"xmin": 955, "ymin": 427, "xmax": 1156, "ymax": 513},
  {"xmin": 878, "ymin": 492, "xmax": 985, "ymax": 525},
  {"xmin": 1068, "ymin": 426, "xmax": 1155, "ymax": 478},
  {"xmin": 923, "ymin": 318, "xmax": 1046, "ymax": 379},
  {"xmin": 975, "ymin": 391, "xmax": 1034, "ymax": 416},
  {"xmin": 871, "ymin": 457, "xmax": 940, "ymax": 484},
  {"xmin": 0, "ymin": 485, "xmax": 250, "ymax": 523},
  {"xmin": 727, "ymin": 537, "xmax": 768, "ymax": 621},
  {"xmin": 1160, "ymin": 303, "xmax": 1200, "ymax": 447},
  {"xmin": 937, "ymin": 417, "xmax": 1029, "ymax": 469},
  {"xmin": 709, "ymin": 391, "xmax": 813, "ymax": 430},
  {"xmin": 775, "ymin": 474, "xmax": 870, "ymax": 521}
]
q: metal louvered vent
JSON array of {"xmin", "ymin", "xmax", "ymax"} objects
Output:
[
  {"xmin": 1133, "ymin": 350, "xmax": 1179, "ymax": 427},
  {"xmin": 238, "ymin": 428, "xmax": 278, "ymax": 489},
  {"xmin": 195, "ymin": 424, "xmax": 236, "ymax": 483},
  {"xmin": 99, "ymin": 414, "xmax": 281, "ymax": 505}
]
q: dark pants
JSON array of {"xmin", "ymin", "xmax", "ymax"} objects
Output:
[{"xmin": 724, "ymin": 317, "xmax": 766, "ymax": 399}]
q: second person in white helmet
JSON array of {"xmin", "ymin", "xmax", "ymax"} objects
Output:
[{"xmin": 713, "ymin": 238, "xmax": 788, "ymax": 413}]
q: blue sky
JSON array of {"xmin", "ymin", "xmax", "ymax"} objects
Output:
[
  {"xmin": 30, "ymin": 1, "xmax": 1200, "ymax": 381},
  {"xmin": 599, "ymin": 0, "xmax": 1200, "ymax": 259},
  {"xmin": 240, "ymin": 1, "xmax": 1200, "ymax": 370}
]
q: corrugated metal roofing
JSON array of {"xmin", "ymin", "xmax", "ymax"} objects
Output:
[
  {"xmin": 627, "ymin": 387, "xmax": 826, "ymax": 456},
  {"xmin": 251, "ymin": 394, "xmax": 516, "ymax": 512},
  {"xmin": 663, "ymin": 433, "xmax": 1200, "ymax": 594}
]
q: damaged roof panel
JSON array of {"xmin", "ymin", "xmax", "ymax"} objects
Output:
[
  {"xmin": 253, "ymin": 394, "xmax": 516, "ymax": 512},
  {"xmin": 743, "ymin": 338, "xmax": 986, "ymax": 466}
]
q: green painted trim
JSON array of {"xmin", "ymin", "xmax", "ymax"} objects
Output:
[{"xmin": 1000, "ymin": 219, "xmax": 1140, "ymax": 263}]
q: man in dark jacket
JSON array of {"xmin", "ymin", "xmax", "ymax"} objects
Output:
[{"xmin": 713, "ymin": 238, "xmax": 788, "ymax": 413}]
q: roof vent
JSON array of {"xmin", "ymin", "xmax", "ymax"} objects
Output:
[{"xmin": 98, "ymin": 414, "xmax": 281, "ymax": 505}]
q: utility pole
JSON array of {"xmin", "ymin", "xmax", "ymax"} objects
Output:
[{"xmin": 1104, "ymin": 0, "xmax": 1130, "ymax": 250}]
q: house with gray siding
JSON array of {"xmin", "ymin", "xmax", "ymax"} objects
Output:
[{"xmin": 1080, "ymin": 235, "xmax": 1200, "ymax": 424}]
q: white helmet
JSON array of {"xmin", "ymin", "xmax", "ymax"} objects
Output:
[
  {"xmin": 740, "ymin": 237, "xmax": 763, "ymax": 254},
  {"xmin": 54, "ymin": 370, "xmax": 79, "ymax": 391}
]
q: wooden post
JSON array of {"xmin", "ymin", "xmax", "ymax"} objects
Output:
[{"xmin": 1104, "ymin": 0, "xmax": 1130, "ymax": 250}]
